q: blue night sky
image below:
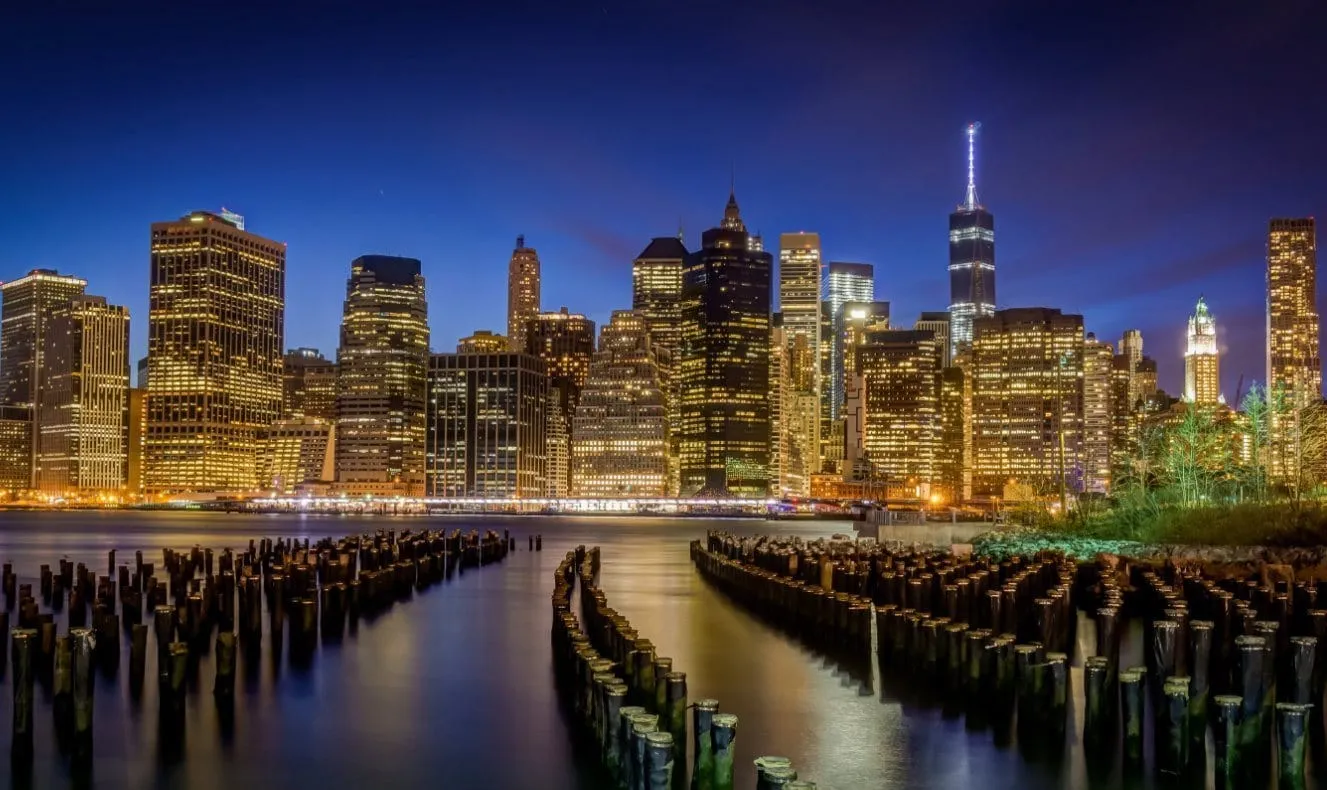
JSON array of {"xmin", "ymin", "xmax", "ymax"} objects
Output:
[{"xmin": 2, "ymin": 2, "xmax": 1323, "ymax": 399}]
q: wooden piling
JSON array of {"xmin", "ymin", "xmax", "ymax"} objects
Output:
[
  {"xmin": 712, "ymin": 712, "xmax": 738, "ymax": 790},
  {"xmin": 1276, "ymin": 702, "xmax": 1309, "ymax": 790},
  {"xmin": 130, "ymin": 623, "xmax": 147, "ymax": 695},
  {"xmin": 1120, "ymin": 669, "xmax": 1145, "ymax": 765},
  {"xmin": 215, "ymin": 631, "xmax": 236, "ymax": 696},
  {"xmin": 71, "ymin": 627, "xmax": 95, "ymax": 756},
  {"xmin": 644, "ymin": 731, "xmax": 675, "ymax": 789},
  {"xmin": 1212, "ymin": 695, "xmax": 1242, "ymax": 789},
  {"xmin": 693, "ymin": 698, "xmax": 719, "ymax": 790},
  {"xmin": 11, "ymin": 628, "xmax": 34, "ymax": 760},
  {"xmin": 1159, "ymin": 676, "xmax": 1189, "ymax": 776}
]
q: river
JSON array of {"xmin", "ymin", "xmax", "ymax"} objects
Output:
[{"xmin": 0, "ymin": 511, "xmax": 1309, "ymax": 789}]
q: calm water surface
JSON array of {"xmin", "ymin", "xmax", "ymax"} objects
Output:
[{"xmin": 0, "ymin": 511, "xmax": 1310, "ymax": 789}]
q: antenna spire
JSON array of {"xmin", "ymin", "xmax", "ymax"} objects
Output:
[{"xmin": 964, "ymin": 122, "xmax": 981, "ymax": 209}]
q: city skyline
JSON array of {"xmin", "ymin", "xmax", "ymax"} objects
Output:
[{"xmin": 2, "ymin": 5, "xmax": 1323, "ymax": 401}]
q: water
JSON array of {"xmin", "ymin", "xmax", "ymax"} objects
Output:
[{"xmin": 0, "ymin": 511, "xmax": 1311, "ymax": 789}]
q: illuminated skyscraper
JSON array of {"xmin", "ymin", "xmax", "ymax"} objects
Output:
[
  {"xmin": 937, "ymin": 366, "xmax": 969, "ymax": 502},
  {"xmin": 1083, "ymin": 333, "xmax": 1115, "ymax": 493},
  {"xmin": 857, "ymin": 330, "xmax": 941, "ymax": 496},
  {"xmin": 127, "ymin": 387, "xmax": 145, "ymax": 494},
  {"xmin": 425, "ymin": 351, "xmax": 547, "ymax": 498},
  {"xmin": 283, "ymin": 348, "xmax": 337, "ymax": 421},
  {"xmin": 145, "ymin": 211, "xmax": 284, "ymax": 493},
  {"xmin": 778, "ymin": 233, "xmax": 822, "ymax": 485},
  {"xmin": 0, "ymin": 406, "xmax": 31, "ymax": 494},
  {"xmin": 841, "ymin": 302, "xmax": 891, "ymax": 385},
  {"xmin": 1184, "ymin": 297, "xmax": 1221, "ymax": 404},
  {"xmin": 507, "ymin": 235, "xmax": 541, "ymax": 352},
  {"xmin": 678, "ymin": 191, "xmax": 773, "ymax": 496},
  {"xmin": 915, "ymin": 312, "xmax": 952, "ymax": 369},
  {"xmin": 771, "ymin": 319, "xmax": 818, "ymax": 497},
  {"xmin": 971, "ymin": 308, "xmax": 1084, "ymax": 500},
  {"xmin": 258, "ymin": 418, "xmax": 335, "ymax": 493},
  {"xmin": 1118, "ymin": 329, "xmax": 1145, "ymax": 409},
  {"xmin": 1267, "ymin": 218, "xmax": 1320, "ymax": 484},
  {"xmin": 1268, "ymin": 219, "xmax": 1320, "ymax": 402},
  {"xmin": 526, "ymin": 308, "xmax": 595, "ymax": 497},
  {"xmin": 572, "ymin": 311, "xmax": 671, "ymax": 497},
  {"xmin": 458, "ymin": 330, "xmax": 509, "ymax": 354},
  {"xmin": 948, "ymin": 123, "xmax": 996, "ymax": 358},
  {"xmin": 37, "ymin": 296, "xmax": 130, "ymax": 493},
  {"xmin": 335, "ymin": 255, "xmax": 429, "ymax": 496},
  {"xmin": 0, "ymin": 269, "xmax": 87, "ymax": 409},
  {"xmin": 822, "ymin": 262, "xmax": 874, "ymax": 420},
  {"xmin": 632, "ymin": 237, "xmax": 687, "ymax": 359}
]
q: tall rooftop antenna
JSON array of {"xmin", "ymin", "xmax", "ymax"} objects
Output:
[{"xmin": 964, "ymin": 121, "xmax": 981, "ymax": 210}]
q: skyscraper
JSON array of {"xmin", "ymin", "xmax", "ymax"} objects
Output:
[
  {"xmin": 678, "ymin": 191, "xmax": 773, "ymax": 497},
  {"xmin": 971, "ymin": 308, "xmax": 1084, "ymax": 501},
  {"xmin": 937, "ymin": 366, "xmax": 969, "ymax": 502},
  {"xmin": 571, "ymin": 311, "xmax": 671, "ymax": 497},
  {"xmin": 1267, "ymin": 218, "xmax": 1320, "ymax": 403},
  {"xmin": 0, "ymin": 407, "xmax": 31, "ymax": 494},
  {"xmin": 857, "ymin": 330, "xmax": 942, "ymax": 496},
  {"xmin": 1184, "ymin": 297, "xmax": 1221, "ymax": 404},
  {"xmin": 632, "ymin": 237, "xmax": 687, "ymax": 359},
  {"xmin": 1083, "ymin": 333, "xmax": 1115, "ymax": 494},
  {"xmin": 0, "ymin": 269, "xmax": 87, "ymax": 409},
  {"xmin": 145, "ymin": 211, "xmax": 284, "ymax": 493},
  {"xmin": 526, "ymin": 308, "xmax": 595, "ymax": 498},
  {"xmin": 915, "ymin": 312, "xmax": 952, "ymax": 369},
  {"xmin": 822, "ymin": 262, "xmax": 874, "ymax": 420},
  {"xmin": 282, "ymin": 348, "xmax": 337, "ymax": 421},
  {"xmin": 948, "ymin": 123, "xmax": 996, "ymax": 359},
  {"xmin": 258, "ymin": 418, "xmax": 335, "ymax": 493},
  {"xmin": 37, "ymin": 295, "xmax": 130, "ymax": 493},
  {"xmin": 778, "ymin": 233, "xmax": 822, "ymax": 487},
  {"xmin": 426, "ymin": 351, "xmax": 547, "ymax": 498},
  {"xmin": 334, "ymin": 255, "xmax": 429, "ymax": 496},
  {"xmin": 507, "ymin": 235, "xmax": 541, "ymax": 353},
  {"xmin": 1267, "ymin": 218, "xmax": 1320, "ymax": 485}
]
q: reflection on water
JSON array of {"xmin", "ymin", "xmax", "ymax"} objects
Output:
[{"xmin": 2, "ymin": 512, "xmax": 1308, "ymax": 788}]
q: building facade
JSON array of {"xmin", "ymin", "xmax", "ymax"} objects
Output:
[
  {"xmin": 1184, "ymin": 297, "xmax": 1220, "ymax": 405},
  {"xmin": 632, "ymin": 237, "xmax": 687, "ymax": 359},
  {"xmin": 1267, "ymin": 218, "xmax": 1320, "ymax": 485},
  {"xmin": 506, "ymin": 235, "xmax": 541, "ymax": 353},
  {"xmin": 677, "ymin": 192, "xmax": 773, "ymax": 496},
  {"xmin": 823, "ymin": 262, "xmax": 874, "ymax": 421},
  {"xmin": 525, "ymin": 307, "xmax": 595, "ymax": 498},
  {"xmin": 425, "ymin": 352, "xmax": 548, "ymax": 498},
  {"xmin": 283, "ymin": 348, "xmax": 337, "ymax": 421},
  {"xmin": 915, "ymin": 312, "xmax": 952, "ymax": 369},
  {"xmin": 571, "ymin": 311, "xmax": 671, "ymax": 497},
  {"xmin": 856, "ymin": 330, "xmax": 941, "ymax": 496},
  {"xmin": 1083, "ymin": 333, "xmax": 1115, "ymax": 494},
  {"xmin": 778, "ymin": 233, "xmax": 822, "ymax": 488},
  {"xmin": 971, "ymin": 308, "xmax": 1084, "ymax": 500},
  {"xmin": 0, "ymin": 269, "xmax": 88, "ymax": 410},
  {"xmin": 458, "ymin": 331, "xmax": 509, "ymax": 354},
  {"xmin": 335, "ymin": 255, "xmax": 430, "ymax": 496},
  {"xmin": 948, "ymin": 123, "xmax": 996, "ymax": 359},
  {"xmin": 145, "ymin": 211, "xmax": 284, "ymax": 493},
  {"xmin": 258, "ymin": 417, "xmax": 335, "ymax": 493},
  {"xmin": 127, "ymin": 387, "xmax": 145, "ymax": 495},
  {"xmin": 937, "ymin": 366, "xmax": 969, "ymax": 502},
  {"xmin": 0, "ymin": 406, "xmax": 31, "ymax": 494},
  {"xmin": 37, "ymin": 296, "xmax": 131, "ymax": 493}
]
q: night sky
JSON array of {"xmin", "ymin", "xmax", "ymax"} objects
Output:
[{"xmin": 2, "ymin": 1, "xmax": 1324, "ymax": 399}]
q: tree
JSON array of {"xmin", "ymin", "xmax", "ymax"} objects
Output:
[{"xmin": 1239, "ymin": 384, "xmax": 1271, "ymax": 503}]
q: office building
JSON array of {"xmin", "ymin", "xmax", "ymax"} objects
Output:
[
  {"xmin": 572, "ymin": 310, "xmax": 671, "ymax": 497},
  {"xmin": 916, "ymin": 312, "xmax": 952, "ymax": 369},
  {"xmin": 458, "ymin": 330, "xmax": 509, "ymax": 354},
  {"xmin": 1184, "ymin": 297, "xmax": 1221, "ymax": 405},
  {"xmin": 37, "ymin": 296, "xmax": 130, "ymax": 493},
  {"xmin": 1083, "ymin": 333, "xmax": 1114, "ymax": 494},
  {"xmin": 0, "ymin": 406, "xmax": 31, "ymax": 494},
  {"xmin": 948, "ymin": 123, "xmax": 996, "ymax": 358},
  {"xmin": 632, "ymin": 237, "xmax": 687, "ymax": 359},
  {"xmin": 335, "ymin": 255, "xmax": 429, "ymax": 496},
  {"xmin": 425, "ymin": 351, "xmax": 547, "ymax": 498},
  {"xmin": 771, "ymin": 320, "xmax": 817, "ymax": 497},
  {"xmin": 258, "ymin": 417, "xmax": 335, "ymax": 493},
  {"xmin": 1267, "ymin": 218, "xmax": 1320, "ymax": 484},
  {"xmin": 823, "ymin": 262, "xmax": 874, "ymax": 420},
  {"xmin": 283, "ymin": 348, "xmax": 337, "ymax": 421},
  {"xmin": 0, "ymin": 269, "xmax": 88, "ymax": 410},
  {"xmin": 525, "ymin": 308, "xmax": 594, "ymax": 497},
  {"xmin": 507, "ymin": 235, "xmax": 541, "ymax": 353},
  {"xmin": 145, "ymin": 211, "xmax": 284, "ymax": 493},
  {"xmin": 778, "ymin": 233, "xmax": 822, "ymax": 484},
  {"xmin": 856, "ymin": 330, "xmax": 941, "ymax": 496},
  {"xmin": 127, "ymin": 387, "xmax": 145, "ymax": 494},
  {"xmin": 677, "ymin": 191, "xmax": 773, "ymax": 496},
  {"xmin": 1118, "ymin": 329, "xmax": 1144, "ymax": 408},
  {"xmin": 937, "ymin": 366, "xmax": 969, "ymax": 502},
  {"xmin": 842, "ymin": 302, "xmax": 891, "ymax": 386},
  {"xmin": 971, "ymin": 308, "xmax": 1084, "ymax": 500}
]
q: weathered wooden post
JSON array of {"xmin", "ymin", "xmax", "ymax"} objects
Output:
[
  {"xmin": 604, "ymin": 682, "xmax": 627, "ymax": 778},
  {"xmin": 712, "ymin": 713, "xmax": 738, "ymax": 790},
  {"xmin": 1286, "ymin": 635, "xmax": 1315, "ymax": 704},
  {"xmin": 130, "ymin": 622, "xmax": 147, "ymax": 695},
  {"xmin": 1212, "ymin": 695, "xmax": 1242, "ymax": 789},
  {"xmin": 630, "ymin": 712, "xmax": 660, "ymax": 790},
  {"xmin": 653, "ymin": 656, "xmax": 673, "ymax": 716},
  {"xmin": 666, "ymin": 672, "xmax": 687, "ymax": 744},
  {"xmin": 1083, "ymin": 656, "xmax": 1109, "ymax": 747},
  {"xmin": 1120, "ymin": 668, "xmax": 1145, "ymax": 766},
  {"xmin": 693, "ymin": 698, "xmax": 719, "ymax": 790},
  {"xmin": 1276, "ymin": 702, "xmax": 1310, "ymax": 790},
  {"xmin": 11, "ymin": 628, "xmax": 34, "ymax": 760},
  {"xmin": 645, "ymin": 731, "xmax": 675, "ymax": 789},
  {"xmin": 1158, "ymin": 676, "xmax": 1189, "ymax": 776},
  {"xmin": 71, "ymin": 627, "xmax": 95, "ymax": 757},
  {"xmin": 619, "ymin": 706, "xmax": 647, "ymax": 789},
  {"xmin": 215, "ymin": 631, "xmax": 236, "ymax": 696},
  {"xmin": 1187, "ymin": 620, "xmax": 1212, "ymax": 746},
  {"xmin": 1233, "ymin": 635, "xmax": 1266, "ymax": 752}
]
